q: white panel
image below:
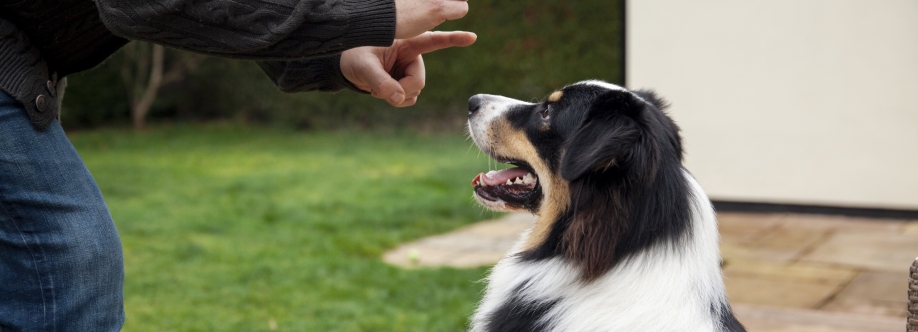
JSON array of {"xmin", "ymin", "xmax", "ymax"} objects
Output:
[{"xmin": 627, "ymin": 0, "xmax": 918, "ymax": 209}]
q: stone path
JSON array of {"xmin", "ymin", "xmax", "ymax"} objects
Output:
[{"xmin": 383, "ymin": 212, "xmax": 918, "ymax": 332}]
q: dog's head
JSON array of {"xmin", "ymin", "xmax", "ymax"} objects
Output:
[
  {"xmin": 468, "ymin": 80, "xmax": 681, "ymax": 214},
  {"xmin": 468, "ymin": 80, "xmax": 690, "ymax": 280}
]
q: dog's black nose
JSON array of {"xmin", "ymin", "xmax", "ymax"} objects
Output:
[{"xmin": 468, "ymin": 94, "xmax": 484, "ymax": 117}]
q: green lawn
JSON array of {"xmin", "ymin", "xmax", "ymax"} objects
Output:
[{"xmin": 70, "ymin": 125, "xmax": 505, "ymax": 331}]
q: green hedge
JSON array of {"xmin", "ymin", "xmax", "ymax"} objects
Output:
[{"xmin": 62, "ymin": 0, "xmax": 622, "ymax": 130}]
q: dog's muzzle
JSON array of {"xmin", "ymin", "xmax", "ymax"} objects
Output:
[{"xmin": 466, "ymin": 94, "xmax": 542, "ymax": 211}]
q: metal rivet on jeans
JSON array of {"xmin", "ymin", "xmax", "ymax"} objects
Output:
[{"xmin": 35, "ymin": 94, "xmax": 47, "ymax": 112}]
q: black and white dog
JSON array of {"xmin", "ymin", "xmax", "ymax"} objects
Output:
[{"xmin": 466, "ymin": 81, "xmax": 745, "ymax": 332}]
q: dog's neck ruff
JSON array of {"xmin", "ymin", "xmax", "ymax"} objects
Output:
[{"xmin": 471, "ymin": 171, "xmax": 735, "ymax": 332}]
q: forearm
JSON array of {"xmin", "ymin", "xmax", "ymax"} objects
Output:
[
  {"xmin": 257, "ymin": 56, "xmax": 363, "ymax": 93},
  {"xmin": 96, "ymin": 0, "xmax": 395, "ymax": 60}
]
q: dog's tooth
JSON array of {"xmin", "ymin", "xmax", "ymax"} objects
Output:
[
  {"xmin": 522, "ymin": 174, "xmax": 535, "ymax": 184},
  {"xmin": 505, "ymin": 179, "xmax": 512, "ymax": 185},
  {"xmin": 514, "ymin": 178, "xmax": 523, "ymax": 184}
]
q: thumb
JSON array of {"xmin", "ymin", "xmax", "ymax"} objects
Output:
[{"xmin": 363, "ymin": 64, "xmax": 406, "ymax": 106}]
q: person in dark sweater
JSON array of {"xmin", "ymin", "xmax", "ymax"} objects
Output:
[{"xmin": 0, "ymin": 0, "xmax": 474, "ymax": 330}]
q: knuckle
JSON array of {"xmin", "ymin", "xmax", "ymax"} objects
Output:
[{"xmin": 431, "ymin": 0, "xmax": 445, "ymax": 14}]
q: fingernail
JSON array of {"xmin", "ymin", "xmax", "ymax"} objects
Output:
[{"xmin": 389, "ymin": 92, "xmax": 403, "ymax": 104}]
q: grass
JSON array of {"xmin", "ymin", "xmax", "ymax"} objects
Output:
[{"xmin": 70, "ymin": 124, "xmax": 507, "ymax": 331}]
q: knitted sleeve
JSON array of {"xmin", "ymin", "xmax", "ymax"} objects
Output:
[
  {"xmin": 257, "ymin": 55, "xmax": 366, "ymax": 93},
  {"xmin": 95, "ymin": 0, "xmax": 395, "ymax": 60}
]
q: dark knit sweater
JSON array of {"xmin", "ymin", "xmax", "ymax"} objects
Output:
[{"xmin": 0, "ymin": 0, "xmax": 395, "ymax": 130}]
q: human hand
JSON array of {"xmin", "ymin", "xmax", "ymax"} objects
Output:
[
  {"xmin": 394, "ymin": 0, "xmax": 470, "ymax": 39},
  {"xmin": 340, "ymin": 31, "xmax": 477, "ymax": 107}
]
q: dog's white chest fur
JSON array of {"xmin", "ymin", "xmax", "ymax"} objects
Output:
[{"xmin": 471, "ymin": 174, "xmax": 730, "ymax": 332}]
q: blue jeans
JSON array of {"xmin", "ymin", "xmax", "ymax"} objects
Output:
[{"xmin": 0, "ymin": 91, "xmax": 124, "ymax": 331}]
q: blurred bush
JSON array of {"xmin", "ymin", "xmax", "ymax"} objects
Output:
[{"xmin": 62, "ymin": 0, "xmax": 623, "ymax": 130}]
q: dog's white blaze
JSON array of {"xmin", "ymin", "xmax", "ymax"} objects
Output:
[
  {"xmin": 471, "ymin": 171, "xmax": 729, "ymax": 332},
  {"xmin": 467, "ymin": 94, "xmax": 533, "ymax": 156}
]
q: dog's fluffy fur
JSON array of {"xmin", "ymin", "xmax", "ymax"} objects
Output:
[{"xmin": 466, "ymin": 81, "xmax": 745, "ymax": 332}]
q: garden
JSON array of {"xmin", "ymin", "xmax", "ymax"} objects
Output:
[{"xmin": 57, "ymin": 1, "xmax": 623, "ymax": 330}]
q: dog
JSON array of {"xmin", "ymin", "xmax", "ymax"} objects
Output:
[{"xmin": 466, "ymin": 80, "xmax": 745, "ymax": 332}]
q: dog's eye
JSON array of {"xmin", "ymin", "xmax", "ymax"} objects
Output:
[{"xmin": 540, "ymin": 106, "xmax": 551, "ymax": 120}]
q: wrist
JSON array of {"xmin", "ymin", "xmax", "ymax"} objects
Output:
[{"xmin": 339, "ymin": 0, "xmax": 397, "ymax": 49}]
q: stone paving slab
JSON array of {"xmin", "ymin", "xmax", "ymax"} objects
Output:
[
  {"xmin": 733, "ymin": 304, "xmax": 902, "ymax": 332},
  {"xmin": 822, "ymin": 271, "xmax": 909, "ymax": 317},
  {"xmin": 778, "ymin": 214, "xmax": 907, "ymax": 233},
  {"xmin": 382, "ymin": 213, "xmax": 534, "ymax": 268},
  {"xmin": 904, "ymin": 222, "xmax": 918, "ymax": 235},
  {"xmin": 723, "ymin": 261, "xmax": 856, "ymax": 308},
  {"xmin": 718, "ymin": 213, "xmax": 784, "ymax": 244},
  {"xmin": 801, "ymin": 232, "xmax": 918, "ymax": 274},
  {"xmin": 721, "ymin": 227, "xmax": 827, "ymax": 263}
]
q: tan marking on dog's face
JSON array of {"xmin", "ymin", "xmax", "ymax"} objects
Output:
[
  {"xmin": 522, "ymin": 174, "xmax": 569, "ymax": 251},
  {"xmin": 486, "ymin": 116, "xmax": 571, "ymax": 252},
  {"xmin": 547, "ymin": 90, "xmax": 564, "ymax": 103},
  {"xmin": 485, "ymin": 118, "xmax": 539, "ymax": 172}
]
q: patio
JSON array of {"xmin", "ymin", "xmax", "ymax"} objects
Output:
[{"xmin": 384, "ymin": 212, "xmax": 918, "ymax": 331}]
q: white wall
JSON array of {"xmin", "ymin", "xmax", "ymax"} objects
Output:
[{"xmin": 626, "ymin": 0, "xmax": 918, "ymax": 210}]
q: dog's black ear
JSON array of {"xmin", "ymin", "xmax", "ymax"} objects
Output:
[{"xmin": 560, "ymin": 91, "xmax": 646, "ymax": 181}]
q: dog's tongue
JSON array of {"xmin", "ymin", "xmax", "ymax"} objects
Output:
[{"xmin": 473, "ymin": 167, "xmax": 530, "ymax": 186}]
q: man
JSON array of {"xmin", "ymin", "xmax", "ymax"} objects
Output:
[{"xmin": 0, "ymin": 0, "xmax": 475, "ymax": 330}]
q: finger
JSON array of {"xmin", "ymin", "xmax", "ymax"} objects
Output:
[
  {"xmin": 441, "ymin": 1, "xmax": 469, "ymax": 20},
  {"xmin": 398, "ymin": 55, "xmax": 426, "ymax": 98},
  {"xmin": 402, "ymin": 31, "xmax": 477, "ymax": 56},
  {"xmin": 396, "ymin": 96, "xmax": 418, "ymax": 108},
  {"xmin": 360, "ymin": 62, "xmax": 406, "ymax": 106}
]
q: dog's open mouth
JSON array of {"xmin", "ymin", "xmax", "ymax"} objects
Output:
[{"xmin": 471, "ymin": 166, "xmax": 541, "ymax": 207}]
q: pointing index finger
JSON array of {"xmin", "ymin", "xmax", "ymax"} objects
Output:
[{"xmin": 403, "ymin": 31, "xmax": 477, "ymax": 57}]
